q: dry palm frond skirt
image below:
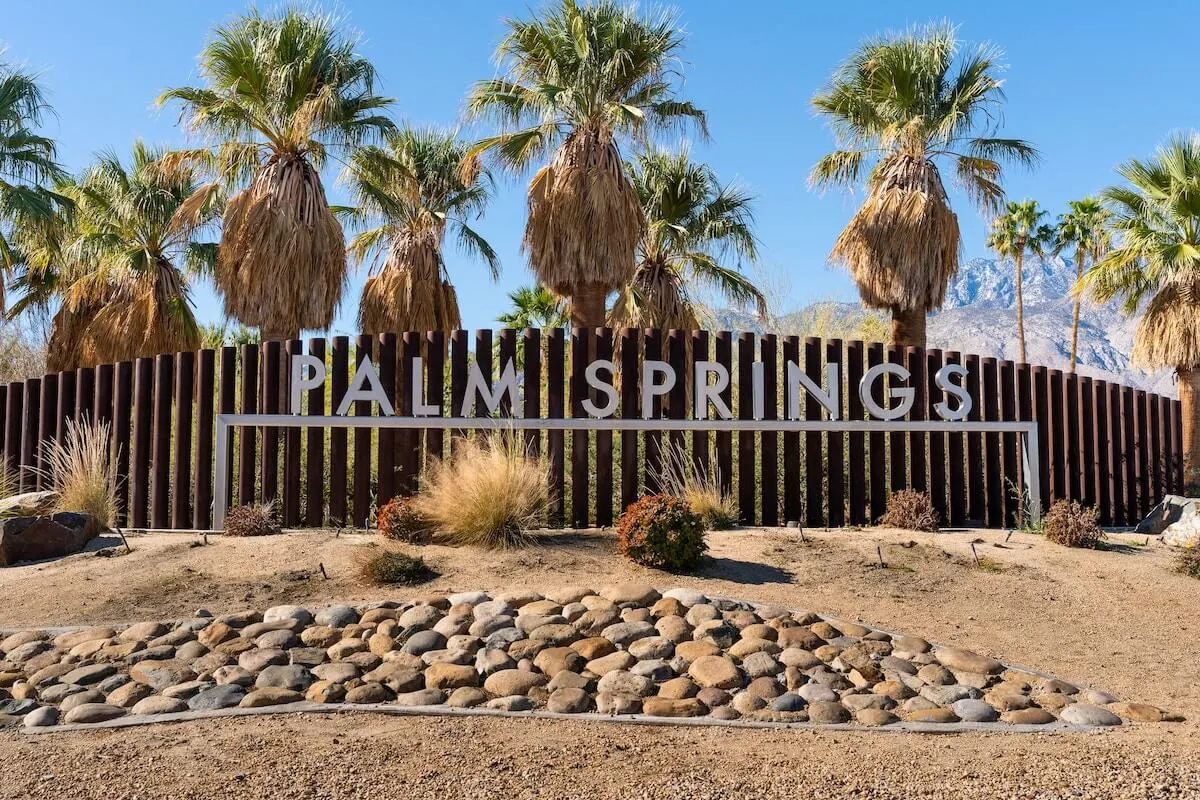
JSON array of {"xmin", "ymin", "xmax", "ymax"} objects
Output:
[
  {"xmin": 609, "ymin": 261, "xmax": 701, "ymax": 332},
  {"xmin": 525, "ymin": 128, "xmax": 643, "ymax": 301},
  {"xmin": 81, "ymin": 264, "xmax": 199, "ymax": 367},
  {"xmin": 831, "ymin": 153, "xmax": 960, "ymax": 313},
  {"xmin": 358, "ymin": 230, "xmax": 461, "ymax": 336},
  {"xmin": 1134, "ymin": 284, "xmax": 1200, "ymax": 371},
  {"xmin": 219, "ymin": 154, "xmax": 346, "ymax": 336},
  {"xmin": 46, "ymin": 299, "xmax": 102, "ymax": 373}
]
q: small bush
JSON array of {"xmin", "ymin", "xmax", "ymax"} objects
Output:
[
  {"xmin": 358, "ymin": 551, "xmax": 435, "ymax": 586},
  {"xmin": 414, "ymin": 432, "xmax": 552, "ymax": 549},
  {"xmin": 616, "ymin": 494, "xmax": 707, "ymax": 570},
  {"xmin": 1042, "ymin": 499, "xmax": 1103, "ymax": 548},
  {"xmin": 1175, "ymin": 546, "xmax": 1200, "ymax": 578},
  {"xmin": 658, "ymin": 445, "xmax": 738, "ymax": 530},
  {"xmin": 377, "ymin": 498, "xmax": 432, "ymax": 543},
  {"xmin": 41, "ymin": 419, "xmax": 116, "ymax": 529},
  {"xmin": 881, "ymin": 490, "xmax": 940, "ymax": 532},
  {"xmin": 224, "ymin": 503, "xmax": 281, "ymax": 537}
]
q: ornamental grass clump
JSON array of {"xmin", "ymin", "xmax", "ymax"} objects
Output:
[
  {"xmin": 616, "ymin": 495, "xmax": 707, "ymax": 571},
  {"xmin": 1042, "ymin": 499, "xmax": 1103, "ymax": 548},
  {"xmin": 414, "ymin": 432, "xmax": 551, "ymax": 549},
  {"xmin": 376, "ymin": 497, "xmax": 432, "ymax": 544},
  {"xmin": 1174, "ymin": 546, "xmax": 1200, "ymax": 579},
  {"xmin": 223, "ymin": 503, "xmax": 281, "ymax": 537},
  {"xmin": 658, "ymin": 445, "xmax": 738, "ymax": 530},
  {"xmin": 880, "ymin": 489, "xmax": 940, "ymax": 532},
  {"xmin": 41, "ymin": 419, "xmax": 117, "ymax": 529},
  {"xmin": 358, "ymin": 550, "xmax": 434, "ymax": 587}
]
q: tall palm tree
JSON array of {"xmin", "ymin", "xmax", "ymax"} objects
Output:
[
  {"xmin": 56, "ymin": 142, "xmax": 221, "ymax": 367},
  {"xmin": 343, "ymin": 127, "xmax": 498, "ymax": 334},
  {"xmin": 0, "ymin": 58, "xmax": 66, "ymax": 311},
  {"xmin": 987, "ymin": 199, "xmax": 1053, "ymax": 362},
  {"xmin": 810, "ymin": 22, "xmax": 1038, "ymax": 348},
  {"xmin": 1055, "ymin": 198, "xmax": 1111, "ymax": 372},
  {"xmin": 609, "ymin": 148, "xmax": 763, "ymax": 330},
  {"xmin": 1080, "ymin": 134, "xmax": 1200, "ymax": 487},
  {"xmin": 466, "ymin": 0, "xmax": 706, "ymax": 329},
  {"xmin": 498, "ymin": 284, "xmax": 569, "ymax": 329},
  {"xmin": 159, "ymin": 8, "xmax": 394, "ymax": 342}
]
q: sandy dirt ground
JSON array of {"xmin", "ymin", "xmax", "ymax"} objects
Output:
[{"xmin": 0, "ymin": 526, "xmax": 1197, "ymax": 798}]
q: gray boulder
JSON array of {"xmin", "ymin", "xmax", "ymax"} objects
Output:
[{"xmin": 0, "ymin": 512, "xmax": 101, "ymax": 566}]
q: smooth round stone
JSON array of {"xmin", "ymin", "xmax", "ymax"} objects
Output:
[
  {"xmin": 731, "ymin": 692, "xmax": 766, "ymax": 714},
  {"xmin": 594, "ymin": 692, "xmax": 641, "ymax": 715},
  {"xmin": 394, "ymin": 688, "xmax": 445, "ymax": 707},
  {"xmin": 188, "ymin": 684, "xmax": 246, "ymax": 711},
  {"xmin": 586, "ymin": 651, "xmax": 635, "ymax": 676},
  {"xmin": 1060, "ymin": 703, "xmax": 1123, "ymax": 727},
  {"xmin": 472, "ymin": 600, "xmax": 513, "ymax": 622},
  {"xmin": 709, "ymin": 705, "xmax": 739, "ymax": 721},
  {"xmin": 486, "ymin": 695, "xmax": 535, "ymax": 712},
  {"xmin": 398, "ymin": 606, "xmax": 444, "ymax": 630},
  {"xmin": 401, "ymin": 630, "xmax": 446, "ymax": 656},
  {"xmin": 842, "ymin": 694, "xmax": 894, "ymax": 712},
  {"xmin": 174, "ymin": 641, "xmax": 208, "ymax": 661},
  {"xmin": 658, "ymin": 677, "xmax": 699, "ymax": 700},
  {"xmin": 314, "ymin": 606, "xmax": 359, "ymax": 628},
  {"xmin": 262, "ymin": 606, "xmax": 312, "ymax": 629},
  {"xmin": 483, "ymin": 629, "xmax": 525, "ymax": 650},
  {"xmin": 60, "ymin": 689, "xmax": 105, "ymax": 713},
  {"xmin": 741, "ymin": 652, "xmax": 782, "ymax": 678},
  {"xmin": 687, "ymin": 656, "xmax": 742, "ymax": 689},
  {"xmin": 952, "ymin": 698, "xmax": 1000, "ymax": 722},
  {"xmin": 23, "ymin": 706, "xmax": 58, "ymax": 728},
  {"xmin": 696, "ymin": 687, "xmax": 731, "ymax": 708},
  {"xmin": 642, "ymin": 697, "xmax": 707, "ymax": 717},
  {"xmin": 448, "ymin": 591, "xmax": 490, "ymax": 606},
  {"xmin": 807, "ymin": 701, "xmax": 851, "ymax": 724},
  {"xmin": 311, "ymin": 663, "xmax": 359, "ymax": 683},
  {"xmin": 0, "ymin": 698, "xmax": 37, "ymax": 715},
  {"xmin": 1, "ymin": 630, "xmax": 45, "ymax": 653},
  {"xmin": 662, "ymin": 588, "xmax": 708, "ymax": 607},
  {"xmin": 163, "ymin": 680, "xmax": 214, "ymax": 700},
  {"xmin": 131, "ymin": 695, "xmax": 188, "ymax": 715},
  {"xmin": 475, "ymin": 649, "xmax": 516, "ymax": 676},
  {"xmin": 769, "ymin": 692, "xmax": 807, "ymax": 712},
  {"xmin": 561, "ymin": 603, "xmax": 587, "ymax": 623},
  {"xmin": 778, "ymin": 648, "xmax": 822, "ymax": 670},
  {"xmin": 40, "ymin": 684, "xmax": 85, "ymax": 704},
  {"xmin": 447, "ymin": 687, "xmax": 488, "ymax": 708},
  {"xmin": 59, "ymin": 663, "xmax": 116, "ymax": 686},
  {"xmin": 239, "ymin": 688, "xmax": 304, "ymax": 707},
  {"xmin": 920, "ymin": 685, "xmax": 977, "ymax": 706},
  {"xmin": 255, "ymin": 665, "xmax": 312, "ymax": 691},
  {"xmin": 629, "ymin": 660, "xmax": 674, "ymax": 681},
  {"xmin": 916, "ymin": 664, "xmax": 955, "ymax": 686},
  {"xmin": 1084, "ymin": 689, "xmax": 1118, "ymax": 705},
  {"xmin": 344, "ymin": 683, "xmax": 393, "ymax": 704},
  {"xmin": 628, "ymin": 637, "xmax": 674, "ymax": 660},
  {"xmin": 496, "ymin": 590, "xmax": 542, "ymax": 608},
  {"xmin": 655, "ymin": 616, "xmax": 692, "ymax": 643},
  {"xmin": 105, "ymin": 681, "xmax": 153, "ymax": 708},
  {"xmin": 1001, "ymin": 708, "xmax": 1057, "ymax": 725},
  {"xmin": 533, "ymin": 647, "xmax": 584, "ymax": 678},
  {"xmin": 254, "ymin": 630, "xmax": 297, "ymax": 650},
  {"xmin": 62, "ymin": 703, "xmax": 126, "ymax": 724},
  {"xmin": 238, "ymin": 649, "xmax": 287, "ymax": 673},
  {"xmin": 483, "ymin": 670, "xmax": 547, "ymax": 697},
  {"xmin": 798, "ymin": 683, "xmax": 838, "ymax": 703},
  {"xmin": 425, "ymin": 663, "xmax": 479, "ymax": 690},
  {"xmin": 548, "ymin": 671, "xmax": 590, "ymax": 691},
  {"xmin": 856, "ymin": 708, "xmax": 899, "ymax": 726},
  {"xmin": 544, "ymin": 586, "xmax": 593, "ymax": 605},
  {"xmin": 695, "ymin": 622, "xmax": 738, "ymax": 649},
  {"xmin": 599, "ymin": 584, "xmax": 661, "ymax": 606},
  {"xmin": 547, "ymin": 687, "xmax": 591, "ymax": 713},
  {"xmin": 743, "ymin": 676, "xmax": 785, "ymax": 700},
  {"xmin": 934, "ymin": 647, "xmax": 1004, "ymax": 676},
  {"xmin": 596, "ymin": 670, "xmax": 655, "ymax": 698},
  {"xmin": 574, "ymin": 608, "xmax": 621, "ymax": 637},
  {"xmin": 572, "ymin": 637, "xmax": 617, "ymax": 660},
  {"xmin": 601, "ymin": 621, "xmax": 655, "ymax": 647}
]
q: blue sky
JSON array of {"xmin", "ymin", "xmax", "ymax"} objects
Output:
[{"xmin": 2, "ymin": 0, "xmax": 1196, "ymax": 333}]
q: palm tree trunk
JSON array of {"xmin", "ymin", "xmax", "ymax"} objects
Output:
[
  {"xmin": 1178, "ymin": 368, "xmax": 1200, "ymax": 492},
  {"xmin": 570, "ymin": 285, "xmax": 608, "ymax": 329},
  {"xmin": 889, "ymin": 306, "xmax": 926, "ymax": 349},
  {"xmin": 1069, "ymin": 246, "xmax": 1083, "ymax": 373},
  {"xmin": 1014, "ymin": 250, "xmax": 1026, "ymax": 363}
]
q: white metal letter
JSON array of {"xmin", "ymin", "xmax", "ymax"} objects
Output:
[
  {"xmin": 752, "ymin": 361, "xmax": 765, "ymax": 420},
  {"xmin": 460, "ymin": 358, "xmax": 522, "ymax": 417},
  {"xmin": 336, "ymin": 356, "xmax": 394, "ymax": 416},
  {"xmin": 860, "ymin": 363, "xmax": 913, "ymax": 420},
  {"xmin": 290, "ymin": 354, "xmax": 325, "ymax": 414},
  {"xmin": 642, "ymin": 360, "xmax": 676, "ymax": 419},
  {"xmin": 933, "ymin": 363, "xmax": 972, "ymax": 421},
  {"xmin": 582, "ymin": 359, "xmax": 619, "ymax": 418},
  {"xmin": 693, "ymin": 361, "xmax": 732, "ymax": 420},
  {"xmin": 785, "ymin": 361, "xmax": 841, "ymax": 420},
  {"xmin": 411, "ymin": 357, "xmax": 440, "ymax": 416}
]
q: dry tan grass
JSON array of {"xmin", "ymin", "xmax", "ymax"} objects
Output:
[
  {"xmin": 218, "ymin": 154, "xmax": 346, "ymax": 339},
  {"xmin": 414, "ymin": 432, "xmax": 552, "ymax": 549},
  {"xmin": 40, "ymin": 418, "xmax": 117, "ymax": 528},
  {"xmin": 657, "ymin": 444, "xmax": 737, "ymax": 530},
  {"xmin": 357, "ymin": 229, "xmax": 461, "ymax": 334},
  {"xmin": 525, "ymin": 127, "xmax": 643, "ymax": 327},
  {"xmin": 831, "ymin": 153, "xmax": 960, "ymax": 316}
]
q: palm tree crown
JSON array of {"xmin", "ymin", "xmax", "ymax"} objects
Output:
[
  {"xmin": 0, "ymin": 58, "xmax": 65, "ymax": 312},
  {"xmin": 159, "ymin": 8, "xmax": 394, "ymax": 340},
  {"xmin": 987, "ymin": 199, "xmax": 1053, "ymax": 362},
  {"xmin": 610, "ymin": 148, "xmax": 763, "ymax": 330},
  {"xmin": 811, "ymin": 22, "xmax": 1037, "ymax": 347},
  {"xmin": 344, "ymin": 127, "xmax": 499, "ymax": 334},
  {"xmin": 497, "ymin": 285, "xmax": 569, "ymax": 330},
  {"xmin": 1055, "ymin": 197, "xmax": 1111, "ymax": 371},
  {"xmin": 466, "ymin": 0, "xmax": 706, "ymax": 328}
]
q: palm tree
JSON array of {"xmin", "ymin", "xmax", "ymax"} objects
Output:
[
  {"xmin": 609, "ymin": 148, "xmax": 763, "ymax": 330},
  {"xmin": 810, "ymin": 22, "xmax": 1038, "ymax": 348},
  {"xmin": 466, "ymin": 0, "xmax": 706, "ymax": 329},
  {"xmin": 343, "ymin": 127, "xmax": 498, "ymax": 334},
  {"xmin": 55, "ymin": 142, "xmax": 221, "ymax": 367},
  {"xmin": 498, "ymin": 284, "xmax": 569, "ymax": 329},
  {"xmin": 987, "ymin": 200, "xmax": 1054, "ymax": 362},
  {"xmin": 1055, "ymin": 198, "xmax": 1111, "ymax": 372},
  {"xmin": 0, "ymin": 58, "xmax": 66, "ymax": 312},
  {"xmin": 1079, "ymin": 134, "xmax": 1200, "ymax": 487},
  {"xmin": 159, "ymin": 8, "xmax": 394, "ymax": 343}
]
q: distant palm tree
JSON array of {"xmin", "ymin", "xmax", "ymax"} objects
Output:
[
  {"xmin": 0, "ymin": 58, "xmax": 66, "ymax": 312},
  {"xmin": 810, "ymin": 22, "xmax": 1038, "ymax": 348},
  {"xmin": 1080, "ymin": 134, "xmax": 1200, "ymax": 487},
  {"xmin": 159, "ymin": 8, "xmax": 394, "ymax": 343},
  {"xmin": 344, "ymin": 127, "xmax": 498, "ymax": 334},
  {"xmin": 609, "ymin": 149, "xmax": 763, "ymax": 331},
  {"xmin": 57, "ymin": 142, "xmax": 221, "ymax": 367},
  {"xmin": 987, "ymin": 200, "xmax": 1054, "ymax": 362},
  {"xmin": 467, "ymin": 0, "xmax": 706, "ymax": 329},
  {"xmin": 1055, "ymin": 198, "xmax": 1111, "ymax": 372},
  {"xmin": 498, "ymin": 285, "xmax": 569, "ymax": 330}
]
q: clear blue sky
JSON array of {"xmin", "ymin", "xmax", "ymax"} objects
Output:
[{"xmin": 2, "ymin": 1, "xmax": 1195, "ymax": 334}]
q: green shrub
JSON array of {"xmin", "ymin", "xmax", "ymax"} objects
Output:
[
  {"xmin": 1173, "ymin": 546, "xmax": 1200, "ymax": 578},
  {"xmin": 377, "ymin": 498, "xmax": 432, "ymax": 543},
  {"xmin": 1042, "ymin": 500, "xmax": 1102, "ymax": 548},
  {"xmin": 616, "ymin": 495, "xmax": 707, "ymax": 570},
  {"xmin": 881, "ymin": 490, "xmax": 939, "ymax": 532},
  {"xmin": 223, "ymin": 503, "xmax": 281, "ymax": 537},
  {"xmin": 358, "ymin": 551, "xmax": 435, "ymax": 586}
]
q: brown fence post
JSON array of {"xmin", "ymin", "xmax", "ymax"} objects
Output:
[
  {"xmin": 1121, "ymin": 386, "xmax": 1137, "ymax": 525},
  {"xmin": 827, "ymin": 339, "xmax": 846, "ymax": 526},
  {"xmin": 886, "ymin": 344, "xmax": 907, "ymax": 494},
  {"xmin": 57, "ymin": 371, "xmax": 77, "ymax": 441},
  {"xmin": 570, "ymin": 326, "xmax": 590, "ymax": 528},
  {"xmin": 1080, "ymin": 377, "xmax": 1097, "ymax": 509},
  {"xmin": 283, "ymin": 339, "xmax": 303, "ymax": 526},
  {"xmin": 114, "ymin": 363, "xmax": 133, "ymax": 525},
  {"xmin": 595, "ymin": 327, "xmax": 615, "ymax": 527},
  {"xmin": 691, "ymin": 330, "xmax": 710, "ymax": 483},
  {"xmin": 760, "ymin": 333, "xmax": 779, "ymax": 527},
  {"xmin": 75, "ymin": 367, "xmax": 94, "ymax": 424},
  {"xmin": 94, "ymin": 365, "xmax": 113, "ymax": 427},
  {"xmin": 999, "ymin": 360, "xmax": 1019, "ymax": 526},
  {"xmin": 643, "ymin": 328, "xmax": 663, "ymax": 496},
  {"xmin": 426, "ymin": 330, "xmax": 447, "ymax": 468},
  {"xmin": 1094, "ymin": 380, "xmax": 1113, "ymax": 525},
  {"xmin": 130, "ymin": 360, "xmax": 153, "ymax": 526},
  {"xmin": 782, "ymin": 336, "xmax": 802, "ymax": 524},
  {"xmin": 150, "ymin": 354, "xmax": 174, "ymax": 529},
  {"xmin": 195, "ymin": 349, "xmax": 215, "ymax": 530},
  {"xmin": 619, "ymin": 328, "xmax": 639, "ymax": 513},
  {"xmin": 4, "ymin": 382, "xmax": 22, "ymax": 483},
  {"xmin": 172, "ymin": 350, "xmax": 194, "ymax": 529},
  {"xmin": 737, "ymin": 331, "xmax": 756, "ymax": 525},
  {"xmin": 20, "ymin": 379, "xmax": 40, "ymax": 492},
  {"xmin": 303, "ymin": 338, "xmax": 326, "ymax": 527},
  {"xmin": 36, "ymin": 374, "xmax": 58, "ymax": 490},
  {"xmin": 377, "ymin": 333, "xmax": 398, "ymax": 507},
  {"xmin": 1136, "ymin": 390, "xmax": 1151, "ymax": 519},
  {"xmin": 352, "ymin": 334, "xmax": 374, "ymax": 527},
  {"xmin": 216, "ymin": 348, "xmax": 236, "ymax": 522},
  {"xmin": 847, "ymin": 341, "xmax": 868, "ymax": 524},
  {"xmin": 926, "ymin": 349, "xmax": 947, "ymax": 524},
  {"xmin": 1065, "ymin": 374, "xmax": 1082, "ymax": 502},
  {"xmin": 546, "ymin": 328, "xmax": 565, "ymax": 527},
  {"xmin": 982, "ymin": 357, "xmax": 1003, "ymax": 527},
  {"xmin": 260, "ymin": 341, "xmax": 281, "ymax": 507},
  {"xmin": 805, "ymin": 337, "xmax": 824, "ymax": 527},
  {"xmin": 715, "ymin": 331, "xmax": 733, "ymax": 502},
  {"xmin": 868, "ymin": 343, "xmax": 888, "ymax": 523}
]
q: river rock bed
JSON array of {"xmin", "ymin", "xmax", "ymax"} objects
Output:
[{"xmin": 0, "ymin": 585, "xmax": 1181, "ymax": 731}]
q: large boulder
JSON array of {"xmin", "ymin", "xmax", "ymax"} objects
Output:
[
  {"xmin": 1137, "ymin": 495, "xmax": 1200, "ymax": 547},
  {"xmin": 0, "ymin": 512, "xmax": 101, "ymax": 566},
  {"xmin": 0, "ymin": 490, "xmax": 60, "ymax": 518}
]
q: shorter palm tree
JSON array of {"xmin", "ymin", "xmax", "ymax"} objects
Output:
[
  {"xmin": 498, "ymin": 284, "xmax": 569, "ymax": 329},
  {"xmin": 1079, "ymin": 134, "xmax": 1200, "ymax": 485},
  {"xmin": 57, "ymin": 142, "xmax": 221, "ymax": 367},
  {"xmin": 343, "ymin": 127, "xmax": 498, "ymax": 334},
  {"xmin": 1055, "ymin": 198, "xmax": 1111, "ymax": 371},
  {"xmin": 987, "ymin": 199, "xmax": 1054, "ymax": 362},
  {"xmin": 609, "ymin": 149, "xmax": 763, "ymax": 331}
]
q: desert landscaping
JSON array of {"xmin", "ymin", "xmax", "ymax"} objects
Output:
[{"xmin": 1, "ymin": 525, "xmax": 1197, "ymax": 798}]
